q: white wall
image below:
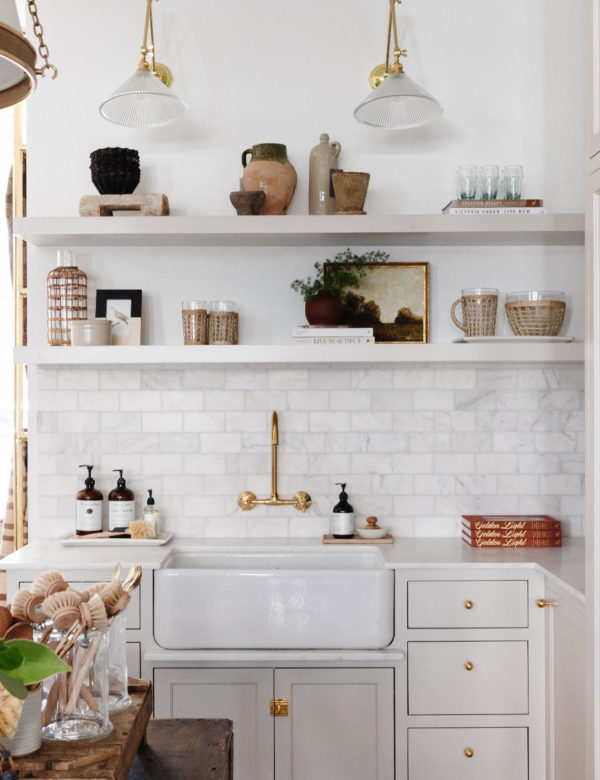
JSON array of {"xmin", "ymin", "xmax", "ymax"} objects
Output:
[
  {"xmin": 22, "ymin": 0, "xmax": 587, "ymax": 539},
  {"xmin": 23, "ymin": 0, "xmax": 586, "ymax": 346},
  {"xmin": 27, "ymin": 0, "xmax": 586, "ymax": 215}
]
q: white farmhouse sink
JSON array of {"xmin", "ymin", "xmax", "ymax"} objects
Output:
[{"xmin": 154, "ymin": 549, "xmax": 394, "ymax": 649}]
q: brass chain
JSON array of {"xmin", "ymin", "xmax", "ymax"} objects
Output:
[{"xmin": 26, "ymin": 0, "xmax": 58, "ymax": 79}]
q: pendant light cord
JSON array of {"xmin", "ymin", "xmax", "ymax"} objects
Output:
[{"xmin": 27, "ymin": 0, "xmax": 57, "ymax": 78}]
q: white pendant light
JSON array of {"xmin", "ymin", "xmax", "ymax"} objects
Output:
[
  {"xmin": 354, "ymin": 0, "xmax": 442, "ymax": 130},
  {"xmin": 0, "ymin": 0, "xmax": 57, "ymax": 109},
  {"xmin": 99, "ymin": 0, "xmax": 187, "ymax": 128}
]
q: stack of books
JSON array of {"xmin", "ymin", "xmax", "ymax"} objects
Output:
[
  {"xmin": 462, "ymin": 515, "xmax": 562, "ymax": 548},
  {"xmin": 292, "ymin": 326, "xmax": 374, "ymax": 345},
  {"xmin": 442, "ymin": 198, "xmax": 546, "ymax": 215}
]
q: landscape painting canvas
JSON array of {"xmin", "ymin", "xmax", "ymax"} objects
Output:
[{"xmin": 335, "ymin": 262, "xmax": 429, "ymax": 343}]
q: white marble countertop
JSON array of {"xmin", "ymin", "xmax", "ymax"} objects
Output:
[{"xmin": 1, "ymin": 536, "xmax": 584, "ymax": 600}]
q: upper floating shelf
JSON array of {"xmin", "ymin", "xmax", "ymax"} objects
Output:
[
  {"xmin": 14, "ymin": 343, "xmax": 584, "ymax": 366},
  {"xmin": 13, "ymin": 214, "xmax": 584, "ymax": 248}
]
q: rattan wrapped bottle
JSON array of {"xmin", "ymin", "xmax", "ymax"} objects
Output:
[{"xmin": 47, "ymin": 249, "xmax": 88, "ymax": 345}]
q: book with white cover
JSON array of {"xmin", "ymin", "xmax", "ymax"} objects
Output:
[
  {"xmin": 292, "ymin": 326, "xmax": 373, "ymax": 338},
  {"xmin": 446, "ymin": 207, "xmax": 547, "ymax": 215},
  {"xmin": 292, "ymin": 337, "xmax": 375, "ymax": 345}
]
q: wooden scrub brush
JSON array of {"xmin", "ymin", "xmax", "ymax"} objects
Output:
[
  {"xmin": 74, "ymin": 582, "xmax": 108, "ymax": 603},
  {"xmin": 99, "ymin": 580, "xmax": 131, "ymax": 616},
  {"xmin": 11, "ymin": 589, "xmax": 44, "ymax": 624},
  {"xmin": 79, "ymin": 593, "xmax": 108, "ymax": 633},
  {"xmin": 42, "ymin": 590, "xmax": 82, "ymax": 631},
  {"xmin": 56, "ymin": 594, "xmax": 108, "ymax": 659},
  {"xmin": 4, "ymin": 621, "xmax": 33, "ymax": 640},
  {"xmin": 32, "ymin": 570, "xmax": 68, "ymax": 598},
  {"xmin": 0, "ymin": 605, "xmax": 13, "ymax": 636}
]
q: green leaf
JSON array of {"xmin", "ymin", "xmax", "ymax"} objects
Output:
[
  {"xmin": 0, "ymin": 671, "xmax": 27, "ymax": 700},
  {"xmin": 4, "ymin": 640, "xmax": 70, "ymax": 685},
  {"xmin": 0, "ymin": 645, "xmax": 23, "ymax": 671}
]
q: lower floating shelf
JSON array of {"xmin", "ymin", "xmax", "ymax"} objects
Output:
[{"xmin": 14, "ymin": 342, "xmax": 584, "ymax": 366}]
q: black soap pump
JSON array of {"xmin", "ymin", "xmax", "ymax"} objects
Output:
[
  {"xmin": 108, "ymin": 469, "xmax": 135, "ymax": 532},
  {"xmin": 332, "ymin": 482, "xmax": 355, "ymax": 539},
  {"xmin": 76, "ymin": 465, "xmax": 103, "ymax": 535}
]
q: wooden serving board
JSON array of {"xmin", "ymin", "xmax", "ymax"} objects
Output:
[
  {"xmin": 323, "ymin": 534, "xmax": 394, "ymax": 544},
  {"xmin": 13, "ymin": 679, "xmax": 152, "ymax": 778}
]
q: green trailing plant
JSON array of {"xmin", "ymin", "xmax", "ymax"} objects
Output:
[
  {"xmin": 290, "ymin": 249, "xmax": 390, "ymax": 303},
  {"xmin": 0, "ymin": 638, "xmax": 70, "ymax": 700}
]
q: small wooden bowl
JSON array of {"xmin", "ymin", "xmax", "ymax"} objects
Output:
[{"xmin": 230, "ymin": 190, "xmax": 266, "ymax": 215}]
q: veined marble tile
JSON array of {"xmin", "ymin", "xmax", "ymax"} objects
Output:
[
  {"xmin": 350, "ymin": 369, "xmax": 393, "ymax": 390},
  {"xmin": 141, "ymin": 370, "xmax": 183, "ymax": 390}
]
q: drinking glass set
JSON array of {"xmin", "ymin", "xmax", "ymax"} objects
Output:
[
  {"xmin": 451, "ymin": 288, "xmax": 566, "ymax": 338},
  {"xmin": 182, "ymin": 300, "xmax": 240, "ymax": 345},
  {"xmin": 457, "ymin": 165, "xmax": 523, "ymax": 200}
]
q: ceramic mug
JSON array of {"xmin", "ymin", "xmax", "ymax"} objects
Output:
[{"xmin": 451, "ymin": 288, "xmax": 499, "ymax": 337}]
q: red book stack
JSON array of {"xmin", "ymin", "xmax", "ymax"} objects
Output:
[{"xmin": 462, "ymin": 515, "xmax": 562, "ymax": 548}]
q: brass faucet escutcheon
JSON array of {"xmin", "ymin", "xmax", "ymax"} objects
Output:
[{"xmin": 238, "ymin": 411, "xmax": 312, "ymax": 512}]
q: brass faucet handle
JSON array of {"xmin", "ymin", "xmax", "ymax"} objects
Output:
[
  {"xmin": 293, "ymin": 491, "xmax": 312, "ymax": 512},
  {"xmin": 238, "ymin": 491, "xmax": 257, "ymax": 511}
]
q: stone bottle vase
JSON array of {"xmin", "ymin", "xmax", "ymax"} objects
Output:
[
  {"xmin": 305, "ymin": 292, "xmax": 343, "ymax": 325},
  {"xmin": 241, "ymin": 143, "xmax": 297, "ymax": 215},
  {"xmin": 308, "ymin": 133, "xmax": 342, "ymax": 215}
]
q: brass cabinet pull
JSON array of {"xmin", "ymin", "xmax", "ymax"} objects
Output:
[
  {"xmin": 269, "ymin": 698, "xmax": 289, "ymax": 716},
  {"xmin": 464, "ymin": 600, "xmax": 474, "ymax": 610},
  {"xmin": 464, "ymin": 747, "xmax": 474, "ymax": 758},
  {"xmin": 464, "ymin": 661, "xmax": 474, "ymax": 671},
  {"xmin": 537, "ymin": 598, "xmax": 558, "ymax": 608}
]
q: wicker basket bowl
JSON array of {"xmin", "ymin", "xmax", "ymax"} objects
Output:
[{"xmin": 505, "ymin": 291, "xmax": 566, "ymax": 336}]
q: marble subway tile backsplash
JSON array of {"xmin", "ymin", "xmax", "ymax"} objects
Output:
[{"xmin": 31, "ymin": 365, "xmax": 585, "ymax": 539}]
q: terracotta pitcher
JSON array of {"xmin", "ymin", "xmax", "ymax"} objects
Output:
[{"xmin": 241, "ymin": 143, "xmax": 297, "ymax": 215}]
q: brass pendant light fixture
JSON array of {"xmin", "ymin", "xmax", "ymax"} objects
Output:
[
  {"xmin": 99, "ymin": 0, "xmax": 187, "ymax": 128},
  {"xmin": 0, "ymin": 0, "xmax": 57, "ymax": 109},
  {"xmin": 354, "ymin": 0, "xmax": 442, "ymax": 129}
]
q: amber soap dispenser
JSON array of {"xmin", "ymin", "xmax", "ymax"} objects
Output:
[
  {"xmin": 76, "ymin": 464, "xmax": 103, "ymax": 535},
  {"xmin": 108, "ymin": 469, "xmax": 135, "ymax": 532}
]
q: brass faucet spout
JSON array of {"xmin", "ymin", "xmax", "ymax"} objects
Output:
[{"xmin": 238, "ymin": 411, "xmax": 311, "ymax": 513}]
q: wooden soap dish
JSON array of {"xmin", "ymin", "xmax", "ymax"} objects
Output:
[{"xmin": 322, "ymin": 534, "xmax": 394, "ymax": 545}]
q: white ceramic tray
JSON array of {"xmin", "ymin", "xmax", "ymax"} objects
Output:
[
  {"xmin": 59, "ymin": 531, "xmax": 173, "ymax": 547},
  {"xmin": 453, "ymin": 336, "xmax": 574, "ymax": 343}
]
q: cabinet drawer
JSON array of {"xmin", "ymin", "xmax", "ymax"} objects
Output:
[
  {"xmin": 408, "ymin": 641, "xmax": 528, "ymax": 714},
  {"xmin": 407, "ymin": 580, "xmax": 528, "ymax": 628},
  {"xmin": 408, "ymin": 728, "xmax": 528, "ymax": 780}
]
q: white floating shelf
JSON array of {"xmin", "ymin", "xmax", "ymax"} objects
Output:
[
  {"xmin": 14, "ymin": 214, "xmax": 584, "ymax": 248},
  {"xmin": 14, "ymin": 343, "xmax": 584, "ymax": 367}
]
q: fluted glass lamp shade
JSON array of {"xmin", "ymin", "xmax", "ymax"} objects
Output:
[
  {"xmin": 99, "ymin": 68, "xmax": 187, "ymax": 128},
  {"xmin": 354, "ymin": 70, "xmax": 443, "ymax": 129}
]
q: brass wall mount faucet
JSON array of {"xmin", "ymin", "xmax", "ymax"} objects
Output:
[{"xmin": 238, "ymin": 411, "xmax": 312, "ymax": 512}]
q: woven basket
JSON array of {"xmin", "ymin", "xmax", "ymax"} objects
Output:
[
  {"xmin": 505, "ymin": 299, "xmax": 565, "ymax": 336},
  {"xmin": 451, "ymin": 294, "xmax": 498, "ymax": 337}
]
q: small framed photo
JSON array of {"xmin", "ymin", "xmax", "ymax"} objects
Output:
[
  {"xmin": 331, "ymin": 262, "xmax": 429, "ymax": 343},
  {"xmin": 96, "ymin": 289, "xmax": 142, "ymax": 345}
]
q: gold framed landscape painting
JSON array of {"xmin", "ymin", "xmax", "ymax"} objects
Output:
[{"xmin": 336, "ymin": 262, "xmax": 429, "ymax": 343}]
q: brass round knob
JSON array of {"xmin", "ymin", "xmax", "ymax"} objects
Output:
[
  {"xmin": 464, "ymin": 747, "xmax": 474, "ymax": 758},
  {"xmin": 464, "ymin": 661, "xmax": 474, "ymax": 671},
  {"xmin": 464, "ymin": 600, "xmax": 474, "ymax": 610},
  {"xmin": 537, "ymin": 598, "xmax": 558, "ymax": 608}
]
